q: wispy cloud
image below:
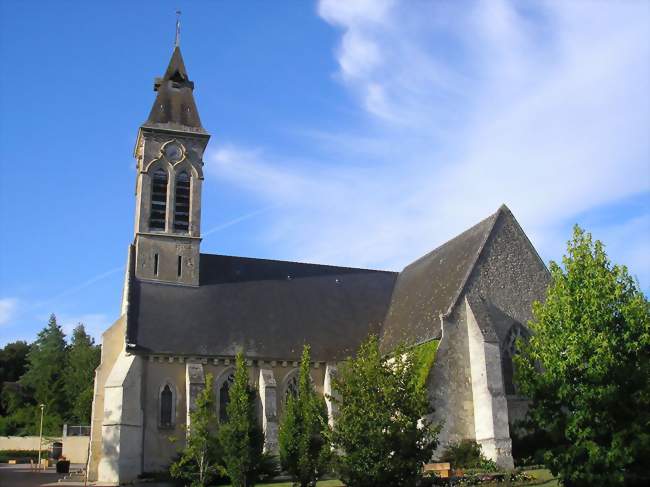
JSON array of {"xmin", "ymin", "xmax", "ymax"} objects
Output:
[
  {"xmin": 0, "ymin": 298, "xmax": 18, "ymax": 326},
  {"xmin": 205, "ymin": 1, "xmax": 649, "ymax": 285},
  {"xmin": 35, "ymin": 266, "xmax": 124, "ymax": 309}
]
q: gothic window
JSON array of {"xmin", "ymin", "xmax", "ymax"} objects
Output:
[
  {"xmin": 285, "ymin": 374, "xmax": 299, "ymax": 401},
  {"xmin": 218, "ymin": 372, "xmax": 235, "ymax": 423},
  {"xmin": 150, "ymin": 168, "xmax": 168, "ymax": 230},
  {"xmin": 160, "ymin": 383, "xmax": 175, "ymax": 428},
  {"xmin": 502, "ymin": 324, "xmax": 526, "ymax": 395},
  {"xmin": 174, "ymin": 171, "xmax": 191, "ymax": 232}
]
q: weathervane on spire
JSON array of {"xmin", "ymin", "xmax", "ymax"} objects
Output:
[{"xmin": 175, "ymin": 10, "xmax": 181, "ymax": 47}]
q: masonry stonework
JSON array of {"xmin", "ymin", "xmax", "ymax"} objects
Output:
[{"xmin": 88, "ymin": 43, "xmax": 550, "ymax": 483}]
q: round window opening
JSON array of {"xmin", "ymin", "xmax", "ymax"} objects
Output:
[{"xmin": 164, "ymin": 142, "xmax": 184, "ymax": 162}]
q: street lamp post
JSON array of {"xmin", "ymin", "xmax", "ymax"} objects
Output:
[{"xmin": 37, "ymin": 404, "xmax": 45, "ymax": 470}]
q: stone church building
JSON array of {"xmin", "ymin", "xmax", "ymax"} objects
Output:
[{"xmin": 88, "ymin": 46, "xmax": 550, "ymax": 484}]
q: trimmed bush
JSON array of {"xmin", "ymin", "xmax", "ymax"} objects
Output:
[
  {"xmin": 0, "ymin": 449, "xmax": 47, "ymax": 463},
  {"xmin": 439, "ymin": 440, "xmax": 497, "ymax": 471}
]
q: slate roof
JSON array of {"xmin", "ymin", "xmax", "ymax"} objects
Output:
[
  {"xmin": 379, "ymin": 207, "xmax": 503, "ymax": 352},
  {"xmin": 126, "ymin": 254, "xmax": 397, "ymax": 361},
  {"xmin": 142, "ymin": 46, "xmax": 207, "ymax": 134},
  {"xmin": 125, "ymin": 206, "xmax": 516, "ymax": 361}
]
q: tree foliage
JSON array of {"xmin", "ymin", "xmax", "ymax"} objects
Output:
[
  {"xmin": 0, "ymin": 341, "xmax": 30, "ymax": 416},
  {"xmin": 0, "ymin": 316, "xmax": 101, "ymax": 435},
  {"xmin": 218, "ymin": 352, "xmax": 264, "ymax": 487},
  {"xmin": 63, "ymin": 324, "xmax": 100, "ymax": 423},
  {"xmin": 170, "ymin": 373, "xmax": 222, "ymax": 487},
  {"xmin": 515, "ymin": 226, "xmax": 650, "ymax": 487},
  {"xmin": 279, "ymin": 345, "xmax": 330, "ymax": 486},
  {"xmin": 330, "ymin": 335, "xmax": 439, "ymax": 487},
  {"xmin": 19, "ymin": 314, "xmax": 68, "ymax": 434}
]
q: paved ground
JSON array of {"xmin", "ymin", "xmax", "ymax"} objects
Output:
[{"xmin": 0, "ymin": 464, "xmax": 86, "ymax": 487}]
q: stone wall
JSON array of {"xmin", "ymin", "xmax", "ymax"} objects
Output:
[
  {"xmin": 140, "ymin": 356, "xmax": 328, "ymax": 473},
  {"xmin": 87, "ymin": 314, "xmax": 126, "ymax": 481},
  {"xmin": 62, "ymin": 436, "xmax": 90, "ymax": 463},
  {"xmin": 0, "ymin": 436, "xmax": 58, "ymax": 451},
  {"xmin": 427, "ymin": 307, "xmax": 475, "ymax": 456}
]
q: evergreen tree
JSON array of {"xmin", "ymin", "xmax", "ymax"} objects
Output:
[
  {"xmin": 63, "ymin": 324, "xmax": 100, "ymax": 423},
  {"xmin": 279, "ymin": 345, "xmax": 330, "ymax": 487},
  {"xmin": 170, "ymin": 373, "xmax": 222, "ymax": 487},
  {"xmin": 515, "ymin": 226, "xmax": 650, "ymax": 487},
  {"xmin": 330, "ymin": 335, "xmax": 439, "ymax": 487},
  {"xmin": 218, "ymin": 352, "xmax": 263, "ymax": 487},
  {"xmin": 0, "ymin": 341, "xmax": 30, "ymax": 416},
  {"xmin": 19, "ymin": 314, "xmax": 67, "ymax": 434}
]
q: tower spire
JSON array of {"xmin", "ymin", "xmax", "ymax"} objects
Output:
[{"xmin": 175, "ymin": 10, "xmax": 181, "ymax": 47}]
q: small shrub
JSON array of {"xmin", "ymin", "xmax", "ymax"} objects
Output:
[
  {"xmin": 440, "ymin": 440, "xmax": 497, "ymax": 471},
  {"xmin": 0, "ymin": 449, "xmax": 47, "ymax": 463}
]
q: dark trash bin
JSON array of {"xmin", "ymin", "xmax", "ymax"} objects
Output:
[{"xmin": 56, "ymin": 459, "xmax": 70, "ymax": 473}]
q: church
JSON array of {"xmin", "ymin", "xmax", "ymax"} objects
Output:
[{"xmin": 87, "ymin": 44, "xmax": 550, "ymax": 484}]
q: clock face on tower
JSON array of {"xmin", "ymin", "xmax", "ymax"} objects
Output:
[{"xmin": 163, "ymin": 141, "xmax": 184, "ymax": 162}]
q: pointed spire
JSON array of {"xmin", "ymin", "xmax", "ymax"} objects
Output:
[
  {"xmin": 175, "ymin": 10, "xmax": 181, "ymax": 48},
  {"xmin": 143, "ymin": 40, "xmax": 206, "ymax": 134}
]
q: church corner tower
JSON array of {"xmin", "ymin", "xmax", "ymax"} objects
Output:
[{"xmin": 132, "ymin": 44, "xmax": 210, "ymax": 286}]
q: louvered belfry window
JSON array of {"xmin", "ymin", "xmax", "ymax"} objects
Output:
[
  {"xmin": 150, "ymin": 168, "xmax": 168, "ymax": 230},
  {"xmin": 174, "ymin": 171, "xmax": 190, "ymax": 232}
]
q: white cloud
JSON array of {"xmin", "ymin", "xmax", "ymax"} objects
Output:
[
  {"xmin": 0, "ymin": 298, "xmax": 18, "ymax": 326},
  {"xmin": 205, "ymin": 1, "xmax": 650, "ymax": 287}
]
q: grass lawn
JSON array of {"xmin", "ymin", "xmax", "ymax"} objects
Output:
[{"xmin": 523, "ymin": 468, "xmax": 560, "ymax": 486}]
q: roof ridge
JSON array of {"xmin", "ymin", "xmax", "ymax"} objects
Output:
[
  {"xmin": 200, "ymin": 252, "xmax": 397, "ymax": 274},
  {"xmin": 400, "ymin": 207, "xmax": 501, "ymax": 273},
  {"xmin": 442, "ymin": 205, "xmax": 506, "ymax": 317}
]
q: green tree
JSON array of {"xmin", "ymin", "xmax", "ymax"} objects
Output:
[
  {"xmin": 170, "ymin": 373, "xmax": 222, "ymax": 487},
  {"xmin": 218, "ymin": 352, "xmax": 263, "ymax": 487},
  {"xmin": 279, "ymin": 345, "xmax": 330, "ymax": 486},
  {"xmin": 515, "ymin": 226, "xmax": 650, "ymax": 487},
  {"xmin": 0, "ymin": 341, "xmax": 30, "ymax": 416},
  {"xmin": 330, "ymin": 335, "xmax": 439, "ymax": 487},
  {"xmin": 63, "ymin": 324, "xmax": 100, "ymax": 423},
  {"xmin": 19, "ymin": 314, "xmax": 67, "ymax": 434}
]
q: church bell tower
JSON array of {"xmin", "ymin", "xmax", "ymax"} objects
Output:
[{"xmin": 132, "ymin": 41, "xmax": 209, "ymax": 286}]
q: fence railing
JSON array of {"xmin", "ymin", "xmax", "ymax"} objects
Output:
[{"xmin": 62, "ymin": 424, "xmax": 90, "ymax": 437}]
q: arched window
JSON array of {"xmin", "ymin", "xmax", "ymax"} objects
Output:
[
  {"xmin": 160, "ymin": 384, "xmax": 174, "ymax": 428},
  {"xmin": 285, "ymin": 374, "xmax": 299, "ymax": 401},
  {"xmin": 219, "ymin": 373, "xmax": 235, "ymax": 423},
  {"xmin": 150, "ymin": 168, "xmax": 168, "ymax": 230},
  {"xmin": 502, "ymin": 325, "xmax": 526, "ymax": 395},
  {"xmin": 174, "ymin": 171, "xmax": 190, "ymax": 232}
]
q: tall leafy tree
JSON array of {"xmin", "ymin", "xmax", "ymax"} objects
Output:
[
  {"xmin": 279, "ymin": 345, "xmax": 330, "ymax": 486},
  {"xmin": 218, "ymin": 352, "xmax": 263, "ymax": 487},
  {"xmin": 170, "ymin": 373, "xmax": 222, "ymax": 487},
  {"xmin": 63, "ymin": 324, "xmax": 100, "ymax": 423},
  {"xmin": 515, "ymin": 226, "xmax": 650, "ymax": 487},
  {"xmin": 20, "ymin": 314, "xmax": 67, "ymax": 434},
  {"xmin": 330, "ymin": 335, "xmax": 439, "ymax": 487},
  {"xmin": 0, "ymin": 341, "xmax": 30, "ymax": 416}
]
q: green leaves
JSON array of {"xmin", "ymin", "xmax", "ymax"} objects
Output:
[
  {"xmin": 278, "ymin": 345, "xmax": 330, "ymax": 487},
  {"xmin": 170, "ymin": 373, "xmax": 222, "ymax": 487},
  {"xmin": 218, "ymin": 352, "xmax": 263, "ymax": 487},
  {"xmin": 329, "ymin": 335, "xmax": 440, "ymax": 487},
  {"xmin": 515, "ymin": 225, "xmax": 650, "ymax": 486}
]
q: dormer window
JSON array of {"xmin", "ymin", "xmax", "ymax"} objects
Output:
[
  {"xmin": 150, "ymin": 169, "xmax": 168, "ymax": 230},
  {"xmin": 174, "ymin": 171, "xmax": 191, "ymax": 232}
]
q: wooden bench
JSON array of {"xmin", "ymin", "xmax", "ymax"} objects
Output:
[{"xmin": 423, "ymin": 462, "xmax": 451, "ymax": 478}]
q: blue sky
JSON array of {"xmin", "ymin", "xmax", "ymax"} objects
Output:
[{"xmin": 1, "ymin": 0, "xmax": 648, "ymax": 346}]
